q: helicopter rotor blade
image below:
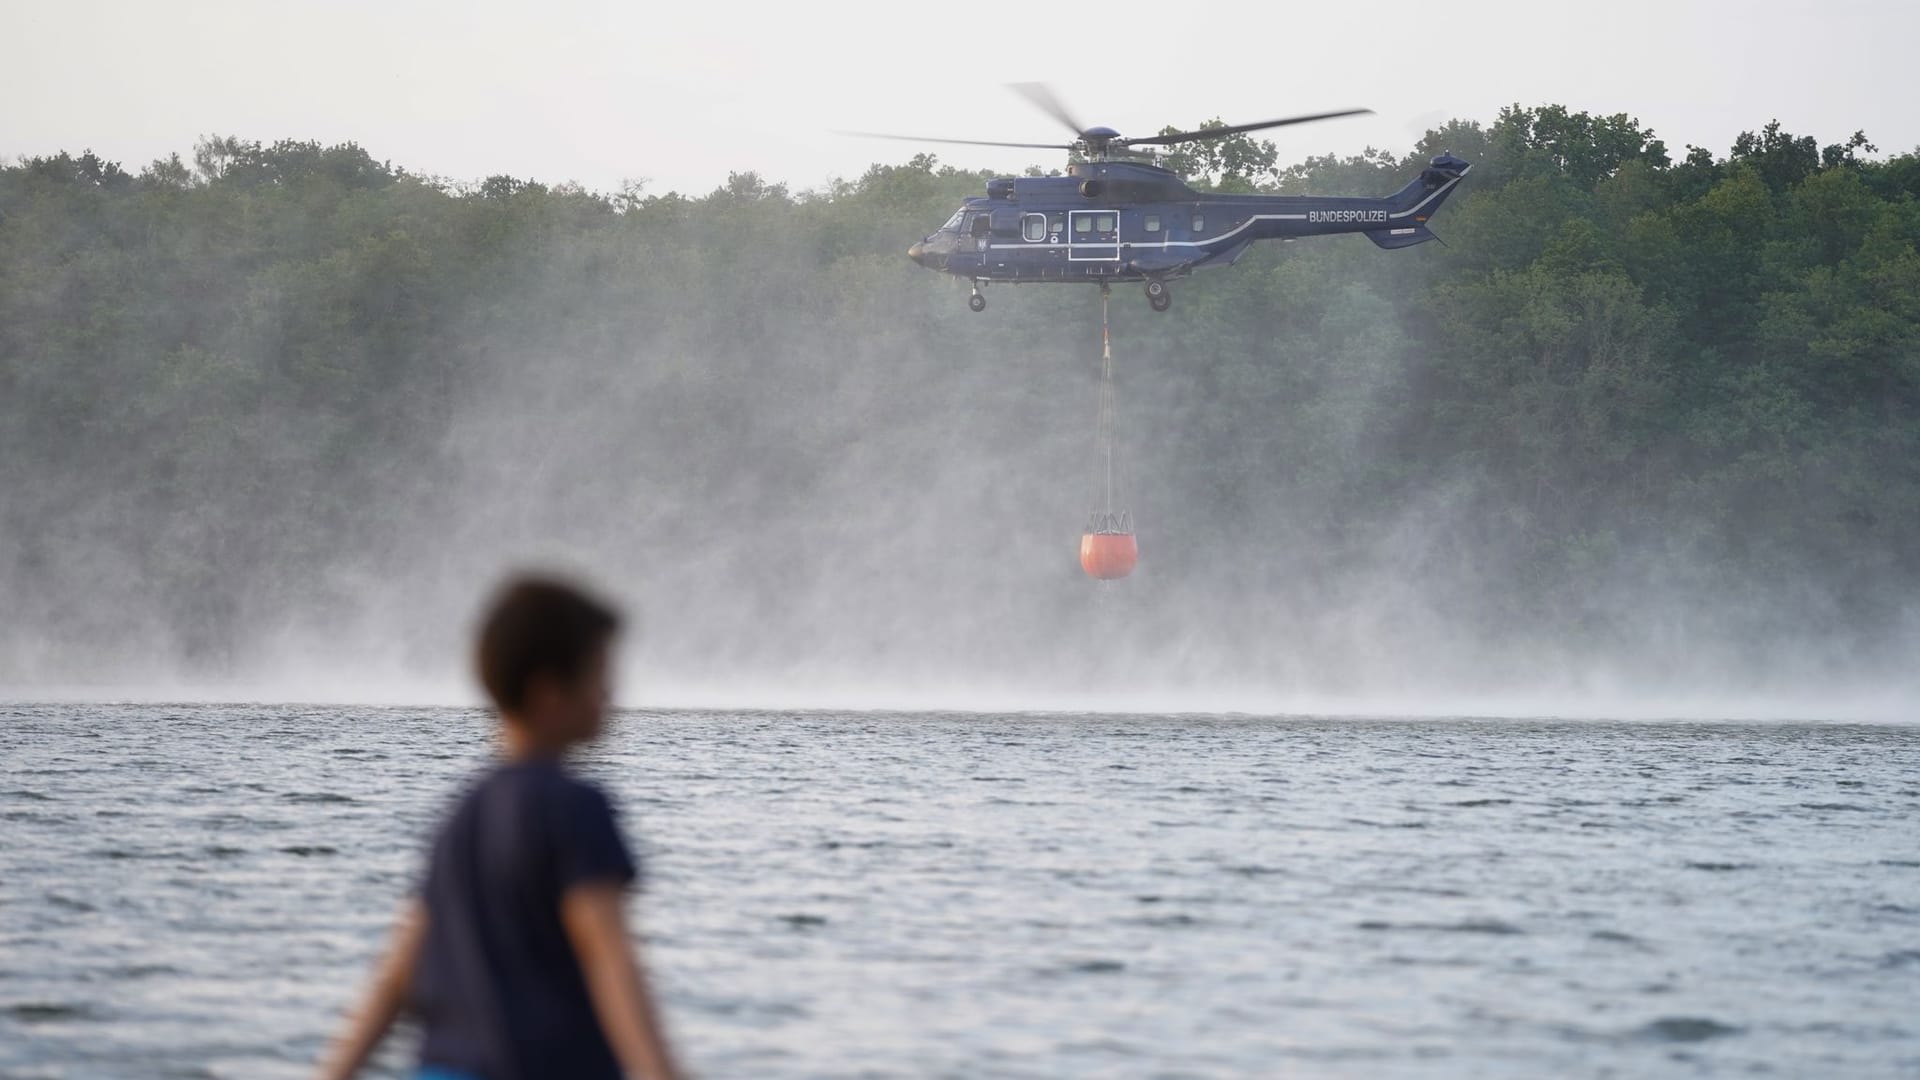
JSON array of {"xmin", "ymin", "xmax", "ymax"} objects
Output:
[
  {"xmin": 1009, "ymin": 82, "xmax": 1090, "ymax": 140},
  {"xmin": 837, "ymin": 130, "xmax": 1075, "ymax": 151},
  {"xmin": 1121, "ymin": 109, "xmax": 1374, "ymax": 147}
]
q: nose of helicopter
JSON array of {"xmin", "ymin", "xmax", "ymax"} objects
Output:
[{"xmin": 907, "ymin": 240, "xmax": 928, "ymax": 266}]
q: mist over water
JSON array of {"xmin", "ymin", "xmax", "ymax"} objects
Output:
[{"xmin": 3, "ymin": 122, "xmax": 1918, "ymax": 715}]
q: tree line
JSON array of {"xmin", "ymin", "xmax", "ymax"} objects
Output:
[{"xmin": 2, "ymin": 105, "xmax": 1915, "ymax": 688}]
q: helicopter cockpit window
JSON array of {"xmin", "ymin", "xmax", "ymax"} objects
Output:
[
  {"xmin": 1022, "ymin": 213, "xmax": 1047, "ymax": 242},
  {"xmin": 1145, "ymin": 214, "xmax": 1162, "ymax": 233},
  {"xmin": 941, "ymin": 208, "xmax": 965, "ymax": 232}
]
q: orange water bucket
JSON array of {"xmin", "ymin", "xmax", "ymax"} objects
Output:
[{"xmin": 1079, "ymin": 531, "xmax": 1138, "ymax": 580}]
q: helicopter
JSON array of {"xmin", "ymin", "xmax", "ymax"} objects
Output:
[{"xmin": 855, "ymin": 85, "xmax": 1470, "ymax": 312}]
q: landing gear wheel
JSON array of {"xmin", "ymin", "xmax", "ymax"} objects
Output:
[
  {"xmin": 968, "ymin": 293, "xmax": 986, "ymax": 313},
  {"xmin": 1145, "ymin": 280, "xmax": 1170, "ymax": 312},
  {"xmin": 1149, "ymin": 293, "xmax": 1171, "ymax": 313}
]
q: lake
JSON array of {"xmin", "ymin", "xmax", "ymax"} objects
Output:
[{"xmin": 2, "ymin": 704, "xmax": 1917, "ymax": 1078}]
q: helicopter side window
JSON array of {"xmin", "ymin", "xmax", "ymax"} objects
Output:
[
  {"xmin": 1074, "ymin": 216, "xmax": 1093, "ymax": 234},
  {"xmin": 1095, "ymin": 214, "xmax": 1115, "ymax": 232},
  {"xmin": 1192, "ymin": 213, "xmax": 1206, "ymax": 232},
  {"xmin": 1022, "ymin": 213, "xmax": 1047, "ymax": 242},
  {"xmin": 1145, "ymin": 214, "xmax": 1161, "ymax": 233},
  {"xmin": 1049, "ymin": 214, "xmax": 1065, "ymax": 234}
]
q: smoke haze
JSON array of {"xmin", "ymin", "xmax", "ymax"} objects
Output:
[{"xmin": 3, "ymin": 118, "xmax": 1917, "ymax": 718}]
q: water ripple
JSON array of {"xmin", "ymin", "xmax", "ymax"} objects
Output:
[{"xmin": 2, "ymin": 705, "xmax": 1917, "ymax": 1078}]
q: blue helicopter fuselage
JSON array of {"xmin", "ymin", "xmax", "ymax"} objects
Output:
[{"xmin": 908, "ymin": 154, "xmax": 1471, "ymax": 291}]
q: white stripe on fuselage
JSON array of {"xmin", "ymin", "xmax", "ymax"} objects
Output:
[
  {"xmin": 984, "ymin": 170, "xmax": 1467, "ymax": 253},
  {"xmin": 988, "ymin": 213, "xmax": 1300, "ymax": 251}
]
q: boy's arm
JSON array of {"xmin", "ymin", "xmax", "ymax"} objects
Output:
[
  {"xmin": 315, "ymin": 899, "xmax": 427, "ymax": 1080},
  {"xmin": 561, "ymin": 882, "xmax": 685, "ymax": 1080}
]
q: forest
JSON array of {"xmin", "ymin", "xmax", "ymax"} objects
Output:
[{"xmin": 2, "ymin": 105, "xmax": 1917, "ymax": 698}]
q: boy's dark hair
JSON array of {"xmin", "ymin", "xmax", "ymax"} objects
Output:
[{"xmin": 476, "ymin": 575, "xmax": 621, "ymax": 712}]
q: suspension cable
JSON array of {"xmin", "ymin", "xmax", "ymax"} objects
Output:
[{"xmin": 1100, "ymin": 287, "xmax": 1114, "ymax": 515}]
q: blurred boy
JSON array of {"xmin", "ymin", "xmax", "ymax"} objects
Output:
[{"xmin": 318, "ymin": 576, "xmax": 682, "ymax": 1080}]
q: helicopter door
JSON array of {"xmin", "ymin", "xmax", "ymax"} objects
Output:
[{"xmin": 1068, "ymin": 210, "xmax": 1120, "ymax": 262}]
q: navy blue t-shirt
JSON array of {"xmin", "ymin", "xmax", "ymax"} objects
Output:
[{"xmin": 409, "ymin": 759, "xmax": 638, "ymax": 1080}]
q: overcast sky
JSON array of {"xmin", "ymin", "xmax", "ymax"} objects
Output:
[{"xmin": 2, "ymin": 0, "xmax": 1911, "ymax": 195}]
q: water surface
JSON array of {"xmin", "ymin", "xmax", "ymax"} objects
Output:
[{"xmin": 2, "ymin": 705, "xmax": 1917, "ymax": 1078}]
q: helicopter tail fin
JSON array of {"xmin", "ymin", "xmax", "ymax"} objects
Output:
[{"xmin": 1383, "ymin": 153, "xmax": 1472, "ymax": 223}]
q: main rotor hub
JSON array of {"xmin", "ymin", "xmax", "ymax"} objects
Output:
[{"xmin": 1078, "ymin": 125, "xmax": 1122, "ymax": 157}]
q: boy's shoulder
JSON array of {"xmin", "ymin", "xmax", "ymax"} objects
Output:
[{"xmin": 430, "ymin": 753, "xmax": 633, "ymax": 887}]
